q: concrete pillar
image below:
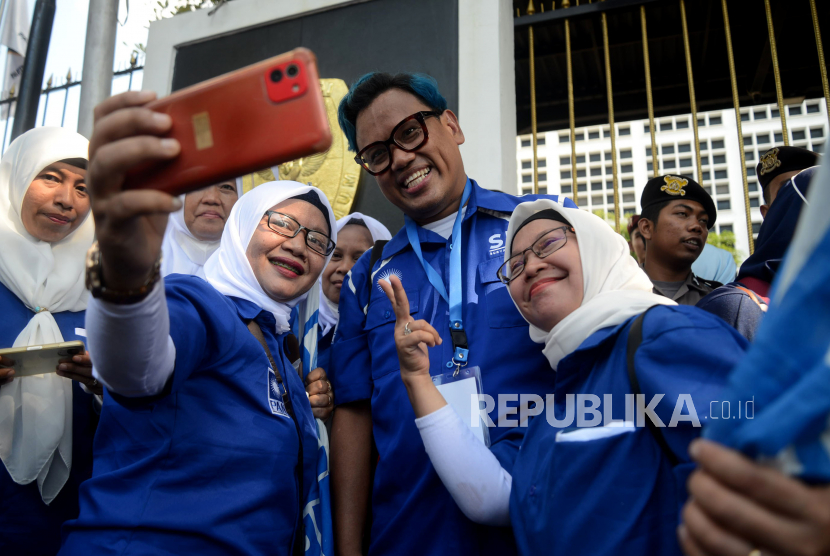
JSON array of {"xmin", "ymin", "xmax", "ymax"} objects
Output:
[
  {"xmin": 77, "ymin": 0, "xmax": 117, "ymax": 138},
  {"xmin": 458, "ymin": 0, "xmax": 517, "ymax": 194}
]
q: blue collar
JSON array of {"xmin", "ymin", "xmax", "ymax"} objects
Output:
[
  {"xmin": 380, "ymin": 177, "xmax": 525, "ymax": 259},
  {"xmin": 229, "ymin": 296, "xmax": 278, "ymax": 331}
]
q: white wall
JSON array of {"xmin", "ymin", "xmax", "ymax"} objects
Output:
[
  {"xmin": 143, "ymin": 0, "xmax": 518, "ymax": 194},
  {"xmin": 457, "ymin": 0, "xmax": 517, "ymax": 192},
  {"xmin": 143, "ymin": 0, "xmax": 365, "ymax": 96}
]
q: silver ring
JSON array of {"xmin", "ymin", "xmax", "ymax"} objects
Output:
[
  {"xmin": 91, "ymin": 379, "xmax": 98, "ymax": 387},
  {"xmin": 403, "ymin": 322, "xmax": 412, "ymax": 336},
  {"xmin": 327, "ymin": 394, "xmax": 333, "ymax": 406},
  {"xmin": 326, "ymin": 380, "xmax": 332, "ymax": 393}
]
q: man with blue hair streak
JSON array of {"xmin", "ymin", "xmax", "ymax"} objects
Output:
[{"xmin": 329, "ymin": 72, "xmax": 577, "ymax": 556}]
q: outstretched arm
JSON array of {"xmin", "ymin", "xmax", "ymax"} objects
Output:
[{"xmin": 379, "ymin": 275, "xmax": 512, "ymax": 525}]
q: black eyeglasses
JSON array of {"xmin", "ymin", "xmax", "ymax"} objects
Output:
[
  {"xmin": 354, "ymin": 111, "xmax": 443, "ymax": 175},
  {"xmin": 496, "ymin": 226, "xmax": 575, "ymax": 284},
  {"xmin": 264, "ymin": 211, "xmax": 335, "ymax": 256}
]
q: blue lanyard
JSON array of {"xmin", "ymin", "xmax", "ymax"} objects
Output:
[{"xmin": 404, "ymin": 178, "xmax": 472, "ymax": 369}]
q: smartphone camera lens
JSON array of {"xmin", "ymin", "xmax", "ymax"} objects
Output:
[
  {"xmin": 270, "ymin": 69, "xmax": 283, "ymax": 83},
  {"xmin": 286, "ymin": 64, "xmax": 299, "ymax": 78}
]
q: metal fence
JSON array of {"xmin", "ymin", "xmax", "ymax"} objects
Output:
[{"xmin": 0, "ymin": 63, "xmax": 144, "ymax": 155}]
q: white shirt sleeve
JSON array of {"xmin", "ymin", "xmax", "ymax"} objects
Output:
[
  {"xmin": 415, "ymin": 405, "xmax": 512, "ymax": 526},
  {"xmin": 87, "ymin": 278, "xmax": 176, "ymax": 397}
]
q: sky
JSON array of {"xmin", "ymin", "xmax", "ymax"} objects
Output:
[{"xmin": 0, "ymin": 0, "xmax": 158, "ymax": 136}]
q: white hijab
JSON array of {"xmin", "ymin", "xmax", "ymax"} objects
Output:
[
  {"xmin": 505, "ymin": 200, "xmax": 675, "ymax": 370},
  {"xmin": 160, "ymin": 178, "xmax": 243, "ymax": 278},
  {"xmin": 204, "ymin": 181, "xmax": 336, "ymax": 335},
  {"xmin": 318, "ymin": 212, "xmax": 392, "ymax": 337},
  {"xmin": 0, "ymin": 127, "xmax": 91, "ymax": 503}
]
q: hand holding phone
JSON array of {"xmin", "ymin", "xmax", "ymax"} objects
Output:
[
  {"xmin": 88, "ymin": 48, "xmax": 331, "ymax": 294},
  {"xmin": 56, "ymin": 351, "xmax": 102, "ymax": 395},
  {"xmin": 0, "ymin": 342, "xmax": 86, "ymax": 378},
  {"xmin": 1, "ymin": 355, "xmax": 14, "ymax": 384},
  {"xmin": 87, "ymin": 91, "xmax": 182, "ymax": 293}
]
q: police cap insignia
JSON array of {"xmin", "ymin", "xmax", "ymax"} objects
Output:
[
  {"xmin": 759, "ymin": 148, "xmax": 781, "ymax": 176},
  {"xmin": 756, "ymin": 146, "xmax": 818, "ymax": 188},
  {"xmin": 660, "ymin": 175, "xmax": 688, "ymax": 196},
  {"xmin": 640, "ymin": 173, "xmax": 717, "ymax": 228}
]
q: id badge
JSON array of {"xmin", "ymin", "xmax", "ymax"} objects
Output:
[{"xmin": 433, "ymin": 366, "xmax": 490, "ymax": 447}]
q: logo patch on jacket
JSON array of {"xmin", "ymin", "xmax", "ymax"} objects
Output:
[
  {"xmin": 268, "ymin": 367, "xmax": 289, "ymax": 418},
  {"xmin": 376, "ymin": 268, "xmax": 403, "ymax": 292},
  {"xmin": 489, "ymin": 233, "xmax": 505, "ymax": 256}
]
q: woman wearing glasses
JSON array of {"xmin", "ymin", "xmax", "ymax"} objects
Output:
[
  {"xmin": 380, "ymin": 199, "xmax": 748, "ymax": 556},
  {"xmin": 59, "ymin": 92, "xmax": 336, "ymax": 556}
]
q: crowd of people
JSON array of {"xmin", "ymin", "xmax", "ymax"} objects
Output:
[{"xmin": 0, "ymin": 70, "xmax": 828, "ymax": 556}]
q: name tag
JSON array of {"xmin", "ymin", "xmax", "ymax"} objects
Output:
[{"xmin": 434, "ymin": 366, "xmax": 490, "ymax": 446}]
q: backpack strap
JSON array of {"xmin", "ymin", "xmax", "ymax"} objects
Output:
[
  {"xmin": 626, "ymin": 307, "xmax": 680, "ymax": 467},
  {"xmin": 246, "ymin": 320, "xmax": 305, "ymax": 556},
  {"xmin": 365, "ymin": 240, "xmax": 389, "ymax": 302}
]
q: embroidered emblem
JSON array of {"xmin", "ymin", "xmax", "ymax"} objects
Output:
[
  {"xmin": 488, "ymin": 233, "xmax": 505, "ymax": 256},
  {"xmin": 759, "ymin": 147, "xmax": 782, "ymax": 175},
  {"xmin": 376, "ymin": 268, "xmax": 403, "ymax": 292},
  {"xmin": 660, "ymin": 175, "xmax": 688, "ymax": 196},
  {"xmin": 268, "ymin": 367, "xmax": 289, "ymax": 418}
]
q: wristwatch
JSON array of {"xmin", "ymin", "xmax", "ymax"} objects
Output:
[{"xmin": 85, "ymin": 241, "xmax": 162, "ymax": 304}]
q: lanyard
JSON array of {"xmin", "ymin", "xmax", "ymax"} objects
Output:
[{"xmin": 404, "ymin": 179, "xmax": 472, "ymax": 372}]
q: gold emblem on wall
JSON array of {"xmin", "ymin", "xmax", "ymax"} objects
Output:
[{"xmin": 239, "ymin": 79, "xmax": 361, "ymax": 220}]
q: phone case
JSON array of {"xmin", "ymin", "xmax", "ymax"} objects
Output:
[
  {"xmin": 0, "ymin": 341, "xmax": 86, "ymax": 377},
  {"xmin": 123, "ymin": 48, "xmax": 333, "ymax": 196}
]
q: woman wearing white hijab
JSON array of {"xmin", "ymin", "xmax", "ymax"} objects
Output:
[
  {"xmin": 0, "ymin": 127, "xmax": 100, "ymax": 556},
  {"xmin": 59, "ymin": 92, "xmax": 336, "ymax": 556},
  {"xmin": 380, "ymin": 199, "xmax": 749, "ymax": 556},
  {"xmin": 160, "ymin": 178, "xmax": 242, "ymax": 277},
  {"xmin": 63, "ymin": 181, "xmax": 335, "ymax": 556},
  {"xmin": 316, "ymin": 212, "xmax": 391, "ymax": 367}
]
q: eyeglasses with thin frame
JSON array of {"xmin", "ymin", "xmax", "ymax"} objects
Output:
[
  {"xmin": 497, "ymin": 226, "xmax": 575, "ymax": 284},
  {"xmin": 354, "ymin": 110, "xmax": 443, "ymax": 175},
  {"xmin": 264, "ymin": 211, "xmax": 335, "ymax": 256}
]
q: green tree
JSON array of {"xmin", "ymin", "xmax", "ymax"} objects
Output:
[
  {"xmin": 706, "ymin": 230, "xmax": 742, "ymax": 265},
  {"xmin": 153, "ymin": 0, "xmax": 215, "ymax": 20}
]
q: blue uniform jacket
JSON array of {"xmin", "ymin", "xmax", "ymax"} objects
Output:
[
  {"xmin": 61, "ymin": 276, "xmax": 318, "ymax": 556},
  {"xmin": 510, "ymin": 305, "xmax": 748, "ymax": 556},
  {"xmin": 331, "ymin": 179, "xmax": 576, "ymax": 556},
  {"xmin": 0, "ymin": 282, "xmax": 97, "ymax": 556},
  {"xmin": 697, "ymin": 283, "xmax": 765, "ymax": 341}
]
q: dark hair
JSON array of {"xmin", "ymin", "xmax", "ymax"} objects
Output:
[
  {"xmin": 640, "ymin": 199, "xmax": 672, "ymax": 229},
  {"xmin": 288, "ymin": 191, "xmax": 331, "ymax": 235},
  {"xmin": 58, "ymin": 158, "xmax": 88, "ymax": 170},
  {"xmin": 338, "ymin": 72, "xmax": 448, "ymax": 152},
  {"xmin": 343, "ymin": 217, "xmax": 369, "ymax": 230},
  {"xmin": 762, "ymin": 183, "xmax": 773, "ymax": 206}
]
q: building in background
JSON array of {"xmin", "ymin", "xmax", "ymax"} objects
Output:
[{"xmin": 516, "ymin": 98, "xmax": 828, "ymax": 261}]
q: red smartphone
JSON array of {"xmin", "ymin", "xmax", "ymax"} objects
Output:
[{"xmin": 123, "ymin": 48, "xmax": 332, "ymax": 196}]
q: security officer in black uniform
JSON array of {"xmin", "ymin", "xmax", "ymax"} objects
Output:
[
  {"xmin": 637, "ymin": 174, "xmax": 720, "ymax": 305},
  {"xmin": 757, "ymin": 146, "xmax": 818, "ymax": 218}
]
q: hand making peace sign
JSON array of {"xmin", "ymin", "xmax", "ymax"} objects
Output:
[{"xmin": 378, "ymin": 275, "xmax": 442, "ymax": 380}]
